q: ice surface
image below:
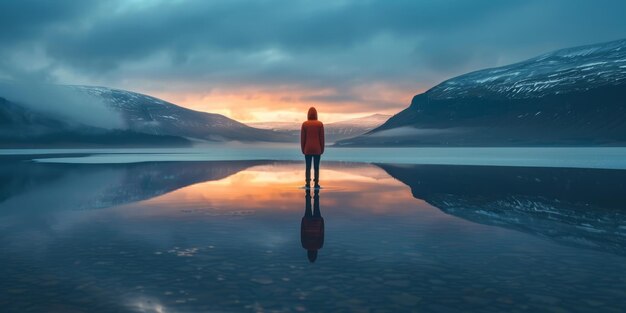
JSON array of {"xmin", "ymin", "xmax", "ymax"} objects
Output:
[{"xmin": 3, "ymin": 146, "xmax": 626, "ymax": 170}]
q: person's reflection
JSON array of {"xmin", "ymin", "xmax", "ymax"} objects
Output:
[{"xmin": 301, "ymin": 189, "xmax": 324, "ymax": 263}]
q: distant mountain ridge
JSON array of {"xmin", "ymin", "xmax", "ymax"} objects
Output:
[
  {"xmin": 337, "ymin": 38, "xmax": 626, "ymax": 146},
  {"xmin": 249, "ymin": 113, "xmax": 391, "ymax": 143}
]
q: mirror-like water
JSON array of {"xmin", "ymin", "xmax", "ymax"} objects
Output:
[{"xmin": 1, "ymin": 156, "xmax": 626, "ymax": 312}]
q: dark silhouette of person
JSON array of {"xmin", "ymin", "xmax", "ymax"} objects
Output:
[
  {"xmin": 301, "ymin": 189, "xmax": 324, "ymax": 263},
  {"xmin": 300, "ymin": 107, "xmax": 325, "ymax": 189}
]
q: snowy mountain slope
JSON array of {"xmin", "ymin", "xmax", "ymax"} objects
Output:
[
  {"xmin": 431, "ymin": 39, "xmax": 626, "ymax": 99},
  {"xmin": 0, "ymin": 96, "xmax": 190, "ymax": 147},
  {"xmin": 338, "ymin": 39, "xmax": 626, "ymax": 146},
  {"xmin": 249, "ymin": 114, "xmax": 391, "ymax": 142},
  {"xmin": 70, "ymin": 86, "xmax": 291, "ymax": 142}
]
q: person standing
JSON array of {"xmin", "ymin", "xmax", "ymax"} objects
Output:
[{"xmin": 300, "ymin": 107, "xmax": 325, "ymax": 189}]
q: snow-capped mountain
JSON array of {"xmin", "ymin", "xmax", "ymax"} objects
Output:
[
  {"xmin": 0, "ymin": 95, "xmax": 190, "ymax": 147},
  {"xmin": 0, "ymin": 84, "xmax": 291, "ymax": 147},
  {"xmin": 338, "ymin": 38, "xmax": 626, "ymax": 146},
  {"xmin": 431, "ymin": 39, "xmax": 626, "ymax": 99},
  {"xmin": 249, "ymin": 113, "xmax": 391, "ymax": 143},
  {"xmin": 71, "ymin": 86, "xmax": 291, "ymax": 143},
  {"xmin": 378, "ymin": 163, "xmax": 626, "ymax": 256}
]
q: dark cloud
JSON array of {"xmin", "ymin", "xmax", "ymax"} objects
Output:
[
  {"xmin": 1, "ymin": 0, "xmax": 626, "ymax": 111},
  {"xmin": 40, "ymin": 0, "xmax": 514, "ymax": 65},
  {"xmin": 0, "ymin": 0, "xmax": 97, "ymax": 44}
]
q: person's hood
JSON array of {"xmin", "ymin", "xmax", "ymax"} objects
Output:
[{"xmin": 307, "ymin": 107, "xmax": 318, "ymax": 120}]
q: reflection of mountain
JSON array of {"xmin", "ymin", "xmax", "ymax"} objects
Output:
[
  {"xmin": 378, "ymin": 163, "xmax": 626, "ymax": 255},
  {"xmin": 339, "ymin": 39, "xmax": 626, "ymax": 146},
  {"xmin": 0, "ymin": 160, "xmax": 269, "ymax": 212}
]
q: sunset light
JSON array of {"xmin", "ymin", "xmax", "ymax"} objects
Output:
[
  {"xmin": 2, "ymin": 0, "xmax": 626, "ymax": 312},
  {"xmin": 150, "ymin": 83, "xmax": 418, "ymax": 123}
]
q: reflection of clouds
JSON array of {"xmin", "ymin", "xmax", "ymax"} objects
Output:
[
  {"xmin": 251, "ymin": 233, "xmax": 291, "ymax": 249},
  {"xmin": 247, "ymin": 163, "xmax": 386, "ymax": 183},
  {"xmin": 127, "ymin": 296, "xmax": 177, "ymax": 313},
  {"xmin": 180, "ymin": 208, "xmax": 255, "ymax": 216},
  {"xmin": 0, "ymin": 161, "xmax": 441, "ymax": 259},
  {"xmin": 0, "ymin": 209, "xmax": 103, "ymax": 256},
  {"xmin": 1, "ymin": 161, "xmax": 499, "ymax": 313},
  {"xmin": 166, "ymin": 247, "xmax": 200, "ymax": 257},
  {"xmin": 0, "ymin": 161, "xmax": 437, "ymax": 257},
  {"xmin": 0, "ymin": 168, "xmax": 124, "ymax": 211},
  {"xmin": 119, "ymin": 162, "xmax": 432, "ymax": 218}
]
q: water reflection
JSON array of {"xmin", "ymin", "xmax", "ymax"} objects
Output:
[
  {"xmin": 1, "ymin": 158, "xmax": 626, "ymax": 312},
  {"xmin": 0, "ymin": 160, "xmax": 271, "ymax": 212},
  {"xmin": 301, "ymin": 189, "xmax": 324, "ymax": 263},
  {"xmin": 378, "ymin": 163, "xmax": 626, "ymax": 256}
]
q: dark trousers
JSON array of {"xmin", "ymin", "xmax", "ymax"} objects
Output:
[
  {"xmin": 305, "ymin": 154, "xmax": 321, "ymax": 184},
  {"xmin": 305, "ymin": 189, "xmax": 321, "ymax": 217}
]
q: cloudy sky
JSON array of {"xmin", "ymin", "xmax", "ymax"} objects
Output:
[{"xmin": 1, "ymin": 0, "xmax": 626, "ymax": 123}]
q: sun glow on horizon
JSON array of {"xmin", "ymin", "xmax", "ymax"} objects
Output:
[{"xmin": 149, "ymin": 84, "xmax": 421, "ymax": 124}]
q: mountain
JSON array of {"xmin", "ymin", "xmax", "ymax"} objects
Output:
[
  {"xmin": 337, "ymin": 39, "xmax": 626, "ymax": 146},
  {"xmin": 377, "ymin": 163, "xmax": 626, "ymax": 256},
  {"xmin": 70, "ymin": 86, "xmax": 291, "ymax": 143},
  {"xmin": 0, "ymin": 96, "xmax": 190, "ymax": 147},
  {"xmin": 249, "ymin": 113, "xmax": 391, "ymax": 143},
  {"xmin": 0, "ymin": 85, "xmax": 291, "ymax": 147},
  {"xmin": 246, "ymin": 121, "xmax": 303, "ymax": 132},
  {"xmin": 325, "ymin": 114, "xmax": 392, "ymax": 141}
]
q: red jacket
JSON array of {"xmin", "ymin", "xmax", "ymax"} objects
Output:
[
  {"xmin": 301, "ymin": 107, "xmax": 325, "ymax": 155},
  {"xmin": 301, "ymin": 217, "xmax": 324, "ymax": 250}
]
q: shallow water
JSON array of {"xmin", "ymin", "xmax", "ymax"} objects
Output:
[{"xmin": 1, "ymin": 157, "xmax": 626, "ymax": 312}]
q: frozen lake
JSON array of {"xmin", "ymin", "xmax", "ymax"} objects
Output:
[
  {"xmin": 2, "ymin": 146, "xmax": 626, "ymax": 169},
  {"xmin": 1, "ymin": 148, "xmax": 626, "ymax": 312}
]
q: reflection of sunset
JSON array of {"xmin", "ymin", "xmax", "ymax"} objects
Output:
[{"xmin": 122, "ymin": 163, "xmax": 432, "ymax": 217}]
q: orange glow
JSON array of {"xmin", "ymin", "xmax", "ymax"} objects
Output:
[
  {"xmin": 119, "ymin": 163, "xmax": 437, "ymax": 218},
  {"xmin": 149, "ymin": 84, "xmax": 423, "ymax": 123}
]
